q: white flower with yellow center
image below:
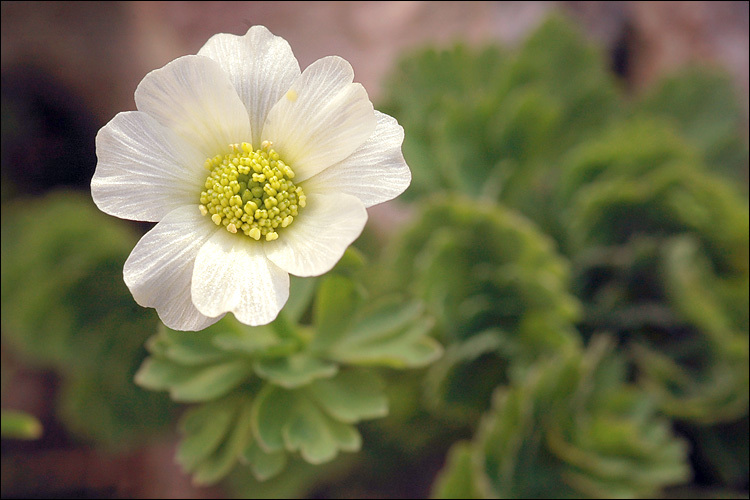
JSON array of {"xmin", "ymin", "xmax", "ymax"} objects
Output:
[{"xmin": 91, "ymin": 26, "xmax": 410, "ymax": 330}]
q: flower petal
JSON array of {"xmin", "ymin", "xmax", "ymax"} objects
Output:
[
  {"xmin": 264, "ymin": 192, "xmax": 367, "ymax": 277},
  {"xmin": 134, "ymin": 55, "xmax": 252, "ymax": 157},
  {"xmin": 192, "ymin": 230, "xmax": 290, "ymax": 326},
  {"xmin": 124, "ymin": 205, "xmax": 223, "ymax": 331},
  {"xmin": 261, "ymin": 56, "xmax": 376, "ymax": 182},
  {"xmin": 198, "ymin": 26, "xmax": 301, "ymax": 149},
  {"xmin": 302, "ymin": 111, "xmax": 411, "ymax": 208},
  {"xmin": 92, "ymin": 111, "xmax": 206, "ymax": 222}
]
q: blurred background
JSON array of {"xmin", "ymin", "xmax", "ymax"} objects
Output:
[{"xmin": 2, "ymin": 2, "xmax": 748, "ymax": 498}]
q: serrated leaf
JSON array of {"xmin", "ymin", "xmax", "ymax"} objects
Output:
[
  {"xmin": 252, "ymin": 385, "xmax": 298, "ymax": 452},
  {"xmin": 134, "ymin": 358, "xmax": 196, "ymax": 391},
  {"xmin": 347, "ymin": 299, "xmax": 424, "ymax": 340},
  {"xmin": 253, "ymin": 354, "xmax": 338, "ymax": 389},
  {"xmin": 310, "ymin": 274, "xmax": 363, "ymax": 351},
  {"xmin": 169, "ymin": 361, "xmax": 253, "ymax": 403},
  {"xmin": 635, "ymin": 67, "xmax": 749, "ymax": 182},
  {"xmin": 331, "ymin": 315, "xmax": 442, "ymax": 368},
  {"xmin": 160, "ymin": 328, "xmax": 230, "ymax": 365},
  {"xmin": 445, "ymin": 339, "xmax": 691, "ymax": 499},
  {"xmin": 282, "ymin": 396, "xmax": 360, "ymax": 465},
  {"xmin": 308, "ymin": 370, "xmax": 388, "ymax": 423},
  {"xmin": 431, "ymin": 441, "xmax": 481, "ymax": 499},
  {"xmin": 241, "ymin": 439, "xmax": 288, "ymax": 481},
  {"xmin": 212, "ymin": 324, "xmax": 282, "ymax": 355},
  {"xmin": 324, "ymin": 416, "xmax": 362, "ymax": 453},
  {"xmin": 191, "ymin": 396, "xmax": 254, "ymax": 486},
  {"xmin": 177, "ymin": 398, "xmax": 239, "ymax": 471},
  {"xmin": 281, "ymin": 405, "xmax": 335, "ymax": 465}
]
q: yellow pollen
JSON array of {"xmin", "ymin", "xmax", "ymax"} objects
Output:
[
  {"xmin": 285, "ymin": 89, "xmax": 298, "ymax": 102},
  {"xmin": 199, "ymin": 142, "xmax": 305, "ymax": 240}
]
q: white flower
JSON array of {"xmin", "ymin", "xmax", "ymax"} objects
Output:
[{"xmin": 92, "ymin": 26, "xmax": 411, "ymax": 331}]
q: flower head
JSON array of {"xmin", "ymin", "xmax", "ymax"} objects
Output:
[{"xmin": 92, "ymin": 26, "xmax": 411, "ymax": 330}]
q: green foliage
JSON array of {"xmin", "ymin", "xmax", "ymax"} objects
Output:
[
  {"xmin": 1, "ymin": 191, "xmax": 172, "ymax": 447},
  {"xmin": 0, "ymin": 410, "xmax": 42, "ymax": 440},
  {"xmin": 634, "ymin": 67, "xmax": 749, "ymax": 185},
  {"xmin": 135, "ymin": 264, "xmax": 442, "ymax": 485},
  {"xmin": 381, "ymin": 16, "xmax": 622, "ymax": 233},
  {"xmin": 432, "ymin": 338, "xmax": 690, "ymax": 499},
  {"xmin": 380, "ymin": 13, "xmax": 748, "ymax": 498},
  {"xmin": 385, "ymin": 196, "xmax": 581, "ymax": 418},
  {"xmin": 560, "ymin": 120, "xmax": 749, "ymax": 423}
]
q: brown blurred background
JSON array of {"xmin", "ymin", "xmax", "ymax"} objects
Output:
[
  {"xmin": 2, "ymin": 2, "xmax": 748, "ymax": 124},
  {"xmin": 2, "ymin": 2, "xmax": 748, "ymax": 498}
]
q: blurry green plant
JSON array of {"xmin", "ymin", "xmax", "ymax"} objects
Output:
[
  {"xmin": 1, "ymin": 192, "xmax": 173, "ymax": 447},
  {"xmin": 380, "ymin": 16, "xmax": 622, "ymax": 236},
  {"xmin": 380, "ymin": 13, "xmax": 748, "ymax": 498},
  {"xmin": 635, "ymin": 68, "xmax": 749, "ymax": 186},
  {"xmin": 561, "ymin": 125, "xmax": 749, "ymax": 423},
  {"xmin": 1, "ymin": 410, "xmax": 42, "ymax": 440},
  {"xmin": 432, "ymin": 338, "xmax": 690, "ymax": 499},
  {"xmin": 384, "ymin": 196, "xmax": 581, "ymax": 419},
  {"xmin": 134, "ymin": 255, "xmax": 442, "ymax": 485}
]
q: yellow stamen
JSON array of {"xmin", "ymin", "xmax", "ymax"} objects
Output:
[{"xmin": 199, "ymin": 145, "xmax": 305, "ymax": 241}]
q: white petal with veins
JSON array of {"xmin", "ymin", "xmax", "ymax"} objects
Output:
[
  {"xmin": 199, "ymin": 25, "xmax": 301, "ymax": 149},
  {"xmin": 303, "ymin": 111, "xmax": 411, "ymax": 208},
  {"xmin": 264, "ymin": 192, "xmax": 368, "ymax": 277},
  {"xmin": 192, "ymin": 229, "xmax": 290, "ymax": 325},
  {"xmin": 262, "ymin": 56, "xmax": 376, "ymax": 182},
  {"xmin": 124, "ymin": 205, "xmax": 222, "ymax": 331},
  {"xmin": 135, "ymin": 55, "xmax": 252, "ymax": 157}
]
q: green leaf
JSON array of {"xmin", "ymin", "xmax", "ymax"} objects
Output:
[
  {"xmin": 251, "ymin": 383, "xmax": 366, "ymax": 467},
  {"xmin": 333, "ymin": 319, "xmax": 443, "ymax": 368},
  {"xmin": 431, "ymin": 442, "xmax": 481, "ymax": 499},
  {"xmin": 169, "ymin": 361, "xmax": 253, "ymax": 403},
  {"xmin": 0, "ymin": 410, "xmax": 42, "ymax": 440},
  {"xmin": 308, "ymin": 370, "xmax": 389, "ymax": 423},
  {"xmin": 438, "ymin": 339, "xmax": 691, "ymax": 499},
  {"xmin": 282, "ymin": 396, "xmax": 362, "ymax": 464},
  {"xmin": 192, "ymin": 396, "xmax": 255, "ymax": 486},
  {"xmin": 310, "ymin": 274, "xmax": 363, "ymax": 351},
  {"xmin": 212, "ymin": 324, "xmax": 283, "ymax": 355},
  {"xmin": 253, "ymin": 354, "xmax": 338, "ymax": 389},
  {"xmin": 252, "ymin": 385, "xmax": 297, "ymax": 452},
  {"xmin": 241, "ymin": 439, "xmax": 289, "ymax": 481},
  {"xmin": 160, "ymin": 328, "xmax": 230, "ymax": 365},
  {"xmin": 635, "ymin": 67, "xmax": 749, "ymax": 183},
  {"xmin": 328, "ymin": 299, "xmax": 443, "ymax": 368},
  {"xmin": 347, "ymin": 299, "xmax": 424, "ymax": 340},
  {"xmin": 663, "ymin": 236, "xmax": 737, "ymax": 341},
  {"xmin": 134, "ymin": 358, "xmax": 197, "ymax": 391},
  {"xmin": 284, "ymin": 275, "xmax": 319, "ymax": 323},
  {"xmin": 176, "ymin": 397, "xmax": 239, "ymax": 471},
  {"xmin": 424, "ymin": 329, "xmax": 506, "ymax": 416}
]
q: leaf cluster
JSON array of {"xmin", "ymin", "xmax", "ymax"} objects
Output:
[
  {"xmin": 379, "ymin": 14, "xmax": 748, "ymax": 498},
  {"xmin": 135, "ymin": 263, "xmax": 442, "ymax": 485},
  {"xmin": 1, "ymin": 192, "xmax": 173, "ymax": 448}
]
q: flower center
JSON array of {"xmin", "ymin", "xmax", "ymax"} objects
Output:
[{"xmin": 199, "ymin": 142, "xmax": 306, "ymax": 241}]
